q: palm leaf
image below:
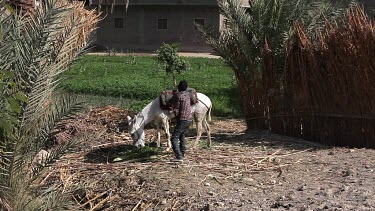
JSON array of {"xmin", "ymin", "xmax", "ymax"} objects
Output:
[
  {"xmin": 206, "ymin": 0, "xmax": 357, "ymax": 72},
  {"xmin": 0, "ymin": 0, "xmax": 100, "ymax": 210}
]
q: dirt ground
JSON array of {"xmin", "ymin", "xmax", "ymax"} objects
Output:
[{"xmin": 44, "ymin": 106, "xmax": 375, "ymax": 210}]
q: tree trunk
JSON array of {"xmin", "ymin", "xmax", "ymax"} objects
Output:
[{"xmin": 234, "ymin": 70, "xmax": 253, "ymax": 128}]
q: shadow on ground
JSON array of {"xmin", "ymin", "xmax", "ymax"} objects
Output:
[
  {"xmin": 188, "ymin": 127, "xmax": 330, "ymax": 152},
  {"xmin": 84, "ymin": 143, "xmax": 163, "ymax": 164}
]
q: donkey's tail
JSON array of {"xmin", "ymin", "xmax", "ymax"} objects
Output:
[{"xmin": 207, "ymin": 105, "xmax": 212, "ymax": 122}]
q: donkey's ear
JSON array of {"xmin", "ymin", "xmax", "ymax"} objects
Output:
[{"xmin": 127, "ymin": 116, "xmax": 132, "ymax": 123}]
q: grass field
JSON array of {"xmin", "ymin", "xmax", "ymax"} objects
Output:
[{"xmin": 61, "ymin": 55, "xmax": 242, "ymax": 117}]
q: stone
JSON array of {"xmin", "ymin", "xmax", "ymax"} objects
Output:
[
  {"xmin": 214, "ymin": 202, "xmax": 225, "ymax": 207},
  {"xmin": 297, "ymin": 185, "xmax": 306, "ymax": 191},
  {"xmin": 32, "ymin": 149, "xmax": 50, "ymax": 166},
  {"xmin": 325, "ymin": 189, "xmax": 334, "ymax": 197},
  {"xmin": 279, "ymin": 196, "xmax": 286, "ymax": 200},
  {"xmin": 342, "ymin": 169, "xmax": 354, "ymax": 177},
  {"xmin": 208, "ymin": 191, "xmax": 215, "ymax": 196},
  {"xmin": 201, "ymin": 204, "xmax": 210, "ymax": 211},
  {"xmin": 340, "ymin": 186, "xmax": 349, "ymax": 192}
]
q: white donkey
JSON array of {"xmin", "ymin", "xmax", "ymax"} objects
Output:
[{"xmin": 127, "ymin": 93, "xmax": 212, "ymax": 149}]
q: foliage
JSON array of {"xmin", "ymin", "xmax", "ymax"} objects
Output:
[
  {"xmin": 0, "ymin": 0, "xmax": 99, "ymax": 210},
  {"xmin": 208, "ymin": 0, "xmax": 355, "ymax": 74},
  {"xmin": 61, "ymin": 55, "xmax": 242, "ymax": 117},
  {"xmin": 201, "ymin": 0, "xmax": 356, "ymax": 125},
  {"xmin": 0, "ymin": 71, "xmax": 23, "ymax": 141},
  {"xmin": 113, "ymin": 145, "xmax": 162, "ymax": 162},
  {"xmin": 365, "ymin": 6, "xmax": 375, "ymax": 18},
  {"xmin": 155, "ymin": 43, "xmax": 190, "ymax": 87}
]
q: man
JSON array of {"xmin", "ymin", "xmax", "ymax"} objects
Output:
[{"xmin": 170, "ymin": 80, "xmax": 192, "ymax": 162}]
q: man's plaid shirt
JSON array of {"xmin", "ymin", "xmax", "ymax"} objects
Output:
[{"xmin": 175, "ymin": 91, "xmax": 192, "ymax": 121}]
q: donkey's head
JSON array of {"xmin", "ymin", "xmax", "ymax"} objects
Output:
[{"xmin": 127, "ymin": 115, "xmax": 145, "ymax": 148}]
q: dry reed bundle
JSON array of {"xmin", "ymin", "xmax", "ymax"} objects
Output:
[
  {"xmin": 283, "ymin": 5, "xmax": 375, "ymax": 147},
  {"xmin": 246, "ymin": 5, "xmax": 375, "ymax": 148}
]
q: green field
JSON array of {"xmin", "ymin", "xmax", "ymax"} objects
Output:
[{"xmin": 61, "ymin": 55, "xmax": 242, "ymax": 117}]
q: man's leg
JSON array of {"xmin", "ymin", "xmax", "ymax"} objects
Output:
[
  {"xmin": 179, "ymin": 120, "xmax": 192, "ymax": 157},
  {"xmin": 179, "ymin": 132, "xmax": 185, "ymax": 158},
  {"xmin": 171, "ymin": 120, "xmax": 192, "ymax": 160},
  {"xmin": 171, "ymin": 121, "xmax": 184, "ymax": 159}
]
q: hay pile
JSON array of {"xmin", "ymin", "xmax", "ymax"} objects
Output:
[{"xmin": 36, "ymin": 107, "xmax": 312, "ymax": 210}]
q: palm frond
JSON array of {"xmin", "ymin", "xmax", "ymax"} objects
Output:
[
  {"xmin": 28, "ymin": 93, "xmax": 83, "ymax": 177},
  {"xmin": 0, "ymin": 0, "xmax": 99, "ymax": 210},
  {"xmin": 206, "ymin": 0, "xmax": 357, "ymax": 72}
]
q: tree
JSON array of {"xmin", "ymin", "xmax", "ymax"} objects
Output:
[
  {"xmin": 202, "ymin": 0, "xmax": 355, "ymax": 127},
  {"xmin": 0, "ymin": 0, "xmax": 99, "ymax": 209},
  {"xmin": 156, "ymin": 43, "xmax": 190, "ymax": 88}
]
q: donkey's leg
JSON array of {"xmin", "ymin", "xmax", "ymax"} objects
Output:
[
  {"xmin": 191, "ymin": 116, "xmax": 196, "ymax": 128},
  {"xmin": 164, "ymin": 118, "xmax": 172, "ymax": 151},
  {"xmin": 156, "ymin": 122, "xmax": 161, "ymax": 148},
  {"xmin": 192, "ymin": 118, "xmax": 203, "ymax": 148},
  {"xmin": 202, "ymin": 117, "xmax": 211, "ymax": 147}
]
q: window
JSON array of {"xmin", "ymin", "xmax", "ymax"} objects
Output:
[
  {"xmin": 194, "ymin": 18, "xmax": 205, "ymax": 30},
  {"xmin": 158, "ymin": 19, "xmax": 168, "ymax": 30},
  {"xmin": 115, "ymin": 18, "xmax": 124, "ymax": 28}
]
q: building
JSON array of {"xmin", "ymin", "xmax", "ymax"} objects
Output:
[
  {"xmin": 7, "ymin": 0, "xmax": 371, "ymax": 52},
  {"xmin": 90, "ymin": 0, "xmax": 249, "ymax": 52}
]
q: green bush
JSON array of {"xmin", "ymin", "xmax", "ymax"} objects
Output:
[{"xmin": 156, "ymin": 43, "xmax": 190, "ymax": 86}]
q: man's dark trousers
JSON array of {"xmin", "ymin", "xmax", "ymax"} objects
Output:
[{"xmin": 171, "ymin": 120, "xmax": 192, "ymax": 159}]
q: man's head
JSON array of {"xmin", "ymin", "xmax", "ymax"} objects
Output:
[{"xmin": 178, "ymin": 80, "xmax": 188, "ymax": 92}]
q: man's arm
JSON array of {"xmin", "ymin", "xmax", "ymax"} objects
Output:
[{"xmin": 172, "ymin": 94, "xmax": 180, "ymax": 118}]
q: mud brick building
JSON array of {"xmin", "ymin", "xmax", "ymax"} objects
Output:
[
  {"xmin": 5, "ymin": 0, "xmax": 373, "ymax": 52},
  {"xmin": 90, "ymin": 0, "xmax": 249, "ymax": 52}
]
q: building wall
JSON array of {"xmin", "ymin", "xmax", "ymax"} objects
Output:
[{"xmin": 96, "ymin": 5, "xmax": 220, "ymax": 52}]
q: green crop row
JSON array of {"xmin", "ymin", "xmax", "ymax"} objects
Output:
[{"xmin": 61, "ymin": 55, "xmax": 242, "ymax": 117}]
